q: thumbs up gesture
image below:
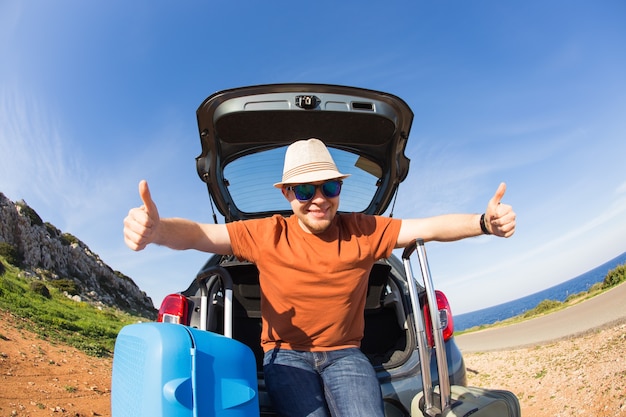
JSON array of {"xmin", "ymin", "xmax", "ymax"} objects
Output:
[
  {"xmin": 123, "ymin": 180, "xmax": 161, "ymax": 250},
  {"xmin": 484, "ymin": 183, "xmax": 516, "ymax": 238}
]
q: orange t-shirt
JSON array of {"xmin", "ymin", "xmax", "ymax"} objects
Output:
[{"xmin": 226, "ymin": 213, "xmax": 402, "ymax": 352}]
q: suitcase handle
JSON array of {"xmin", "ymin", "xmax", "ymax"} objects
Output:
[
  {"xmin": 195, "ymin": 266, "xmax": 234, "ymax": 338},
  {"xmin": 401, "ymin": 238, "xmax": 420, "ymax": 260},
  {"xmin": 402, "ymin": 239, "xmax": 452, "ymax": 416}
]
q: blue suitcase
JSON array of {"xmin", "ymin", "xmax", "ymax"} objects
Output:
[{"xmin": 111, "ymin": 267, "xmax": 259, "ymax": 417}]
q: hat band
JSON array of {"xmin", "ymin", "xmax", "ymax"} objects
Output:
[{"xmin": 282, "ymin": 161, "xmax": 339, "ymax": 183}]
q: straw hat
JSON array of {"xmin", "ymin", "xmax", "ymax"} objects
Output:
[{"xmin": 273, "ymin": 138, "xmax": 350, "ymax": 188}]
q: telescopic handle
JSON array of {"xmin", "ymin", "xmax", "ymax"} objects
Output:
[
  {"xmin": 195, "ymin": 266, "xmax": 234, "ymax": 338},
  {"xmin": 403, "ymin": 239, "xmax": 452, "ymax": 416}
]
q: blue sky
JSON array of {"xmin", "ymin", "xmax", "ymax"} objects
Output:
[{"xmin": 1, "ymin": 1, "xmax": 625, "ymax": 314}]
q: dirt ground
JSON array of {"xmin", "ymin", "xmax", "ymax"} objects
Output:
[
  {"xmin": 0, "ymin": 311, "xmax": 111, "ymax": 417},
  {"xmin": 464, "ymin": 321, "xmax": 626, "ymax": 416},
  {"xmin": 1, "ymin": 310, "xmax": 625, "ymax": 417}
]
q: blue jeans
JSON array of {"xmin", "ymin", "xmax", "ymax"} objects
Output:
[{"xmin": 263, "ymin": 347, "xmax": 384, "ymax": 417}]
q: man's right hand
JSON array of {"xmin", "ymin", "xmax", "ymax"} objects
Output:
[{"xmin": 123, "ymin": 180, "xmax": 160, "ymax": 251}]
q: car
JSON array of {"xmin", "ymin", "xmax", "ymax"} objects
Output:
[{"xmin": 156, "ymin": 83, "xmax": 468, "ymax": 416}]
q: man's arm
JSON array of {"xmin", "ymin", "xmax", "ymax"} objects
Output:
[
  {"xmin": 395, "ymin": 183, "xmax": 516, "ymax": 248},
  {"xmin": 123, "ymin": 180, "xmax": 233, "ymax": 255}
]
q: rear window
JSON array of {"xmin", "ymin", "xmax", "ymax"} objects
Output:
[{"xmin": 223, "ymin": 146, "xmax": 381, "ymax": 214}]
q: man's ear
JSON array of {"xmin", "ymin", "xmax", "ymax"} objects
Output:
[{"xmin": 281, "ymin": 187, "xmax": 290, "ymax": 200}]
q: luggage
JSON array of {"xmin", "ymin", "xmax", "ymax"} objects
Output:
[
  {"xmin": 402, "ymin": 239, "xmax": 521, "ymax": 417},
  {"xmin": 414, "ymin": 386, "xmax": 521, "ymax": 417},
  {"xmin": 111, "ymin": 266, "xmax": 259, "ymax": 417}
]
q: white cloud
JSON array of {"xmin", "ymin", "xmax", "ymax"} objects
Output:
[
  {"xmin": 0, "ymin": 89, "xmax": 75, "ymax": 208},
  {"xmin": 0, "ymin": 85, "xmax": 217, "ymax": 308}
]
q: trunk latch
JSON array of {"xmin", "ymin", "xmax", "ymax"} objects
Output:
[{"xmin": 295, "ymin": 95, "xmax": 319, "ymax": 109}]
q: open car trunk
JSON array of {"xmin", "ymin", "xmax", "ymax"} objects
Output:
[{"xmin": 180, "ymin": 255, "xmax": 416, "ymax": 377}]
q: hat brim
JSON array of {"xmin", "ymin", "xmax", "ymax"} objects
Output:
[{"xmin": 273, "ymin": 171, "xmax": 350, "ymax": 188}]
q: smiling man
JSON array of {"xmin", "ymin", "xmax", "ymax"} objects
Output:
[{"xmin": 124, "ymin": 138, "xmax": 516, "ymax": 417}]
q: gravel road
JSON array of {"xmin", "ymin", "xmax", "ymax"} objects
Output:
[{"xmin": 454, "ymin": 281, "xmax": 626, "ymax": 353}]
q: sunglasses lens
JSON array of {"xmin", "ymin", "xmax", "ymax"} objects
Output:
[
  {"xmin": 290, "ymin": 180, "xmax": 342, "ymax": 202},
  {"xmin": 322, "ymin": 180, "xmax": 342, "ymax": 198},
  {"xmin": 293, "ymin": 184, "xmax": 316, "ymax": 201}
]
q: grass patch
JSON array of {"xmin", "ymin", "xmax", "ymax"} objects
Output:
[{"xmin": 0, "ymin": 256, "xmax": 151, "ymax": 357}]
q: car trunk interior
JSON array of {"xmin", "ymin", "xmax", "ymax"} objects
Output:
[{"xmin": 190, "ymin": 260, "xmax": 412, "ymax": 375}]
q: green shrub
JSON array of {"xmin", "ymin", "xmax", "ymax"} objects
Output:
[
  {"xmin": 0, "ymin": 260, "xmax": 5, "ymax": 276},
  {"xmin": 75, "ymin": 341, "xmax": 111, "ymax": 357},
  {"xmin": 30, "ymin": 281, "xmax": 51, "ymax": 299},
  {"xmin": 603, "ymin": 264, "xmax": 626, "ymax": 288},
  {"xmin": 39, "ymin": 314, "xmax": 81, "ymax": 332},
  {"xmin": 81, "ymin": 323, "xmax": 118, "ymax": 339},
  {"xmin": 16, "ymin": 201, "xmax": 43, "ymax": 226},
  {"xmin": 564, "ymin": 291, "xmax": 586, "ymax": 303},
  {"xmin": 523, "ymin": 299, "xmax": 562, "ymax": 318},
  {"xmin": 44, "ymin": 222, "xmax": 61, "ymax": 238},
  {"xmin": 0, "ymin": 242, "xmax": 24, "ymax": 267},
  {"xmin": 0, "ymin": 275, "xmax": 25, "ymax": 296},
  {"xmin": 48, "ymin": 279, "xmax": 79, "ymax": 295},
  {"xmin": 60, "ymin": 233, "xmax": 79, "ymax": 246}
]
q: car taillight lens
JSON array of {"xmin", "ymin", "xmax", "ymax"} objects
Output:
[
  {"xmin": 157, "ymin": 294, "xmax": 189, "ymax": 325},
  {"xmin": 423, "ymin": 290, "xmax": 454, "ymax": 347}
]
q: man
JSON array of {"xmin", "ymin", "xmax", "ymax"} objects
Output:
[{"xmin": 124, "ymin": 138, "xmax": 516, "ymax": 417}]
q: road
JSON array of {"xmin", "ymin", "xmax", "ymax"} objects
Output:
[{"xmin": 454, "ymin": 281, "xmax": 626, "ymax": 353}]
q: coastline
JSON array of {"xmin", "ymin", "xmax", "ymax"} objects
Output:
[
  {"xmin": 454, "ymin": 280, "xmax": 626, "ymax": 353},
  {"xmin": 454, "ymin": 252, "xmax": 626, "ymax": 331},
  {"xmin": 457, "ymin": 282, "xmax": 626, "ymax": 415}
]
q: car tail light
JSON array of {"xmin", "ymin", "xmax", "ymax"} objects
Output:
[
  {"xmin": 157, "ymin": 294, "xmax": 189, "ymax": 324},
  {"xmin": 423, "ymin": 290, "xmax": 454, "ymax": 347}
]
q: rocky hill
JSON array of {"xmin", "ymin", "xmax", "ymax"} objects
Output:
[{"xmin": 0, "ymin": 192, "xmax": 156, "ymax": 319}]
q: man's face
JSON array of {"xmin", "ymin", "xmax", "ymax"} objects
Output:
[{"xmin": 282, "ymin": 180, "xmax": 341, "ymax": 234}]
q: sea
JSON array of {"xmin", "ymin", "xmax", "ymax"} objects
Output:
[{"xmin": 454, "ymin": 251, "xmax": 626, "ymax": 331}]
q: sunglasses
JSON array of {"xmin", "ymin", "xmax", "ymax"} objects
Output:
[{"xmin": 286, "ymin": 180, "xmax": 343, "ymax": 202}]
